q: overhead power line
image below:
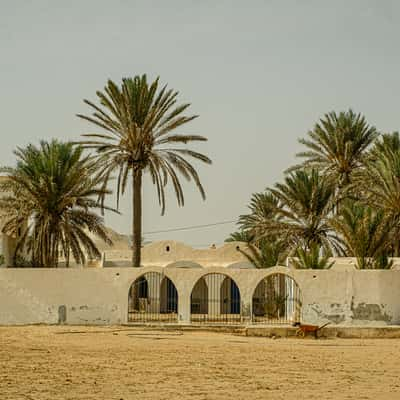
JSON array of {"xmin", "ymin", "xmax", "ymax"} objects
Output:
[{"xmin": 144, "ymin": 219, "xmax": 237, "ymax": 235}]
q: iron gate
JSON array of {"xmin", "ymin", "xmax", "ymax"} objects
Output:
[
  {"xmin": 252, "ymin": 273, "xmax": 301, "ymax": 324},
  {"xmin": 128, "ymin": 272, "xmax": 178, "ymax": 323},
  {"xmin": 190, "ymin": 273, "xmax": 242, "ymax": 324}
]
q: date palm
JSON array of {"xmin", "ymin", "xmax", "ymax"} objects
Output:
[
  {"xmin": 238, "ymin": 191, "xmax": 282, "ymax": 233},
  {"xmin": 369, "ymin": 131, "xmax": 400, "ymax": 160},
  {"xmin": 291, "ymin": 243, "xmax": 333, "ymax": 270},
  {"xmin": 361, "ymin": 136, "xmax": 400, "ymax": 255},
  {"xmin": 225, "ymin": 230, "xmax": 253, "ymax": 243},
  {"xmin": 77, "ymin": 75, "xmax": 211, "ymax": 267},
  {"xmin": 0, "ymin": 140, "xmax": 112, "ymax": 267},
  {"xmin": 363, "ymin": 138, "xmax": 400, "ymax": 217},
  {"xmin": 329, "ymin": 201, "xmax": 394, "ymax": 269},
  {"xmin": 225, "ymin": 231, "xmax": 286, "ymax": 268},
  {"xmin": 241, "ymin": 238, "xmax": 287, "ymax": 268},
  {"xmin": 226, "ymin": 191, "xmax": 287, "ymax": 267},
  {"xmin": 290, "ymin": 110, "xmax": 378, "ymax": 199},
  {"xmin": 258, "ymin": 169, "xmax": 342, "ymax": 254}
]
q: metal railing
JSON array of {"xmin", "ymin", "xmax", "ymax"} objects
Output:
[
  {"xmin": 128, "ymin": 272, "xmax": 178, "ymax": 323},
  {"xmin": 190, "ymin": 273, "xmax": 242, "ymax": 324},
  {"xmin": 252, "ymin": 273, "xmax": 301, "ymax": 324}
]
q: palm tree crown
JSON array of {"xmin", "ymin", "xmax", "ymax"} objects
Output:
[
  {"xmin": 291, "ymin": 243, "xmax": 333, "ymax": 269},
  {"xmin": 264, "ymin": 169, "xmax": 341, "ymax": 254},
  {"xmin": 358, "ymin": 133, "xmax": 400, "ymax": 256},
  {"xmin": 329, "ymin": 201, "xmax": 394, "ymax": 269},
  {"xmin": 226, "ymin": 191, "xmax": 287, "ymax": 267},
  {"xmin": 238, "ymin": 191, "xmax": 281, "ymax": 233},
  {"xmin": 291, "ymin": 110, "xmax": 378, "ymax": 190},
  {"xmin": 0, "ymin": 140, "xmax": 112, "ymax": 267},
  {"xmin": 369, "ymin": 131, "xmax": 400, "ymax": 161}
]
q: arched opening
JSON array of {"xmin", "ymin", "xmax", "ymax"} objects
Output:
[
  {"xmin": 160, "ymin": 276, "xmax": 178, "ymax": 313},
  {"xmin": 128, "ymin": 272, "xmax": 178, "ymax": 323},
  {"xmin": 252, "ymin": 273, "xmax": 301, "ymax": 324},
  {"xmin": 191, "ymin": 273, "xmax": 241, "ymax": 324},
  {"xmin": 191, "ymin": 276, "xmax": 208, "ymax": 315}
]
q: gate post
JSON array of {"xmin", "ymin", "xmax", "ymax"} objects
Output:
[
  {"xmin": 240, "ymin": 287, "xmax": 253, "ymax": 325},
  {"xmin": 177, "ymin": 285, "xmax": 191, "ymax": 324}
]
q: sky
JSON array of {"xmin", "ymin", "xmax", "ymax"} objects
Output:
[{"xmin": 1, "ymin": 0, "xmax": 400, "ymax": 247}]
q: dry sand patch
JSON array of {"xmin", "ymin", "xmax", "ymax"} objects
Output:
[{"xmin": 1, "ymin": 326, "xmax": 399, "ymax": 400}]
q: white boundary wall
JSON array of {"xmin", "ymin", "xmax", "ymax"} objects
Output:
[{"xmin": 1, "ymin": 265, "xmax": 400, "ymax": 326}]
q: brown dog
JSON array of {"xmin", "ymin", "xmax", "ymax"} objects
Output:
[{"xmin": 293, "ymin": 322, "xmax": 330, "ymax": 338}]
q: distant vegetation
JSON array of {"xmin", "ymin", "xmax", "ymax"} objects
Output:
[
  {"xmin": 1, "ymin": 78, "xmax": 398, "ymax": 270},
  {"xmin": 227, "ymin": 110, "xmax": 400, "ymax": 269}
]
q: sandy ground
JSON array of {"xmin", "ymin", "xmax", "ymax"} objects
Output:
[{"xmin": 1, "ymin": 326, "xmax": 400, "ymax": 400}]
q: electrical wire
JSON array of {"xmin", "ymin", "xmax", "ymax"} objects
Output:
[{"xmin": 143, "ymin": 219, "xmax": 237, "ymax": 235}]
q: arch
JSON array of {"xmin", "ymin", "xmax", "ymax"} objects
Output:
[
  {"xmin": 165, "ymin": 260, "xmax": 204, "ymax": 269},
  {"xmin": 252, "ymin": 273, "xmax": 301, "ymax": 324},
  {"xmin": 191, "ymin": 276, "xmax": 208, "ymax": 314},
  {"xmin": 160, "ymin": 276, "xmax": 178, "ymax": 313},
  {"xmin": 226, "ymin": 261, "xmax": 256, "ymax": 269},
  {"xmin": 190, "ymin": 273, "xmax": 241, "ymax": 324},
  {"xmin": 128, "ymin": 272, "xmax": 178, "ymax": 323}
]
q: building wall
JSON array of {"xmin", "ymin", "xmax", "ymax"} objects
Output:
[
  {"xmin": 1, "ymin": 265, "xmax": 400, "ymax": 326},
  {"xmin": 0, "ymin": 238, "xmax": 251, "ymax": 268},
  {"xmin": 103, "ymin": 240, "xmax": 251, "ymax": 267}
]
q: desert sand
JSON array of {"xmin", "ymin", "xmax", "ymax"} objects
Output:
[{"xmin": 1, "ymin": 326, "xmax": 400, "ymax": 400}]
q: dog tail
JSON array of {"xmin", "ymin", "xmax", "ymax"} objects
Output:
[{"xmin": 318, "ymin": 322, "xmax": 330, "ymax": 330}]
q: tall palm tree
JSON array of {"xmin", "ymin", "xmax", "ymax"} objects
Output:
[
  {"xmin": 289, "ymin": 110, "xmax": 378, "ymax": 200},
  {"xmin": 77, "ymin": 75, "xmax": 211, "ymax": 267},
  {"xmin": 329, "ymin": 201, "xmax": 393, "ymax": 269},
  {"xmin": 257, "ymin": 169, "xmax": 342, "ymax": 254},
  {"xmin": 0, "ymin": 140, "xmax": 113, "ymax": 267}
]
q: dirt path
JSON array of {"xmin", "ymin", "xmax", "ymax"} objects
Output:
[{"xmin": 1, "ymin": 326, "xmax": 399, "ymax": 399}]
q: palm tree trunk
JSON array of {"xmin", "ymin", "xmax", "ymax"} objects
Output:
[
  {"xmin": 13, "ymin": 238, "xmax": 23, "ymax": 267},
  {"xmin": 66, "ymin": 247, "xmax": 70, "ymax": 268},
  {"xmin": 132, "ymin": 168, "xmax": 142, "ymax": 267},
  {"xmin": 53, "ymin": 237, "xmax": 58, "ymax": 268}
]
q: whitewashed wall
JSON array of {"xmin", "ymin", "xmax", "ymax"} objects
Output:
[{"xmin": 1, "ymin": 265, "xmax": 400, "ymax": 326}]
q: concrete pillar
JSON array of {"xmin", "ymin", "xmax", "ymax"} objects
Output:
[
  {"xmin": 147, "ymin": 274, "xmax": 161, "ymax": 313},
  {"xmin": 178, "ymin": 287, "xmax": 191, "ymax": 324},
  {"xmin": 240, "ymin": 285, "xmax": 254, "ymax": 325},
  {"xmin": 174, "ymin": 276, "xmax": 192, "ymax": 324}
]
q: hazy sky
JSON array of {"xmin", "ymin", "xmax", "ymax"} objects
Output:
[{"xmin": 1, "ymin": 0, "xmax": 400, "ymax": 247}]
